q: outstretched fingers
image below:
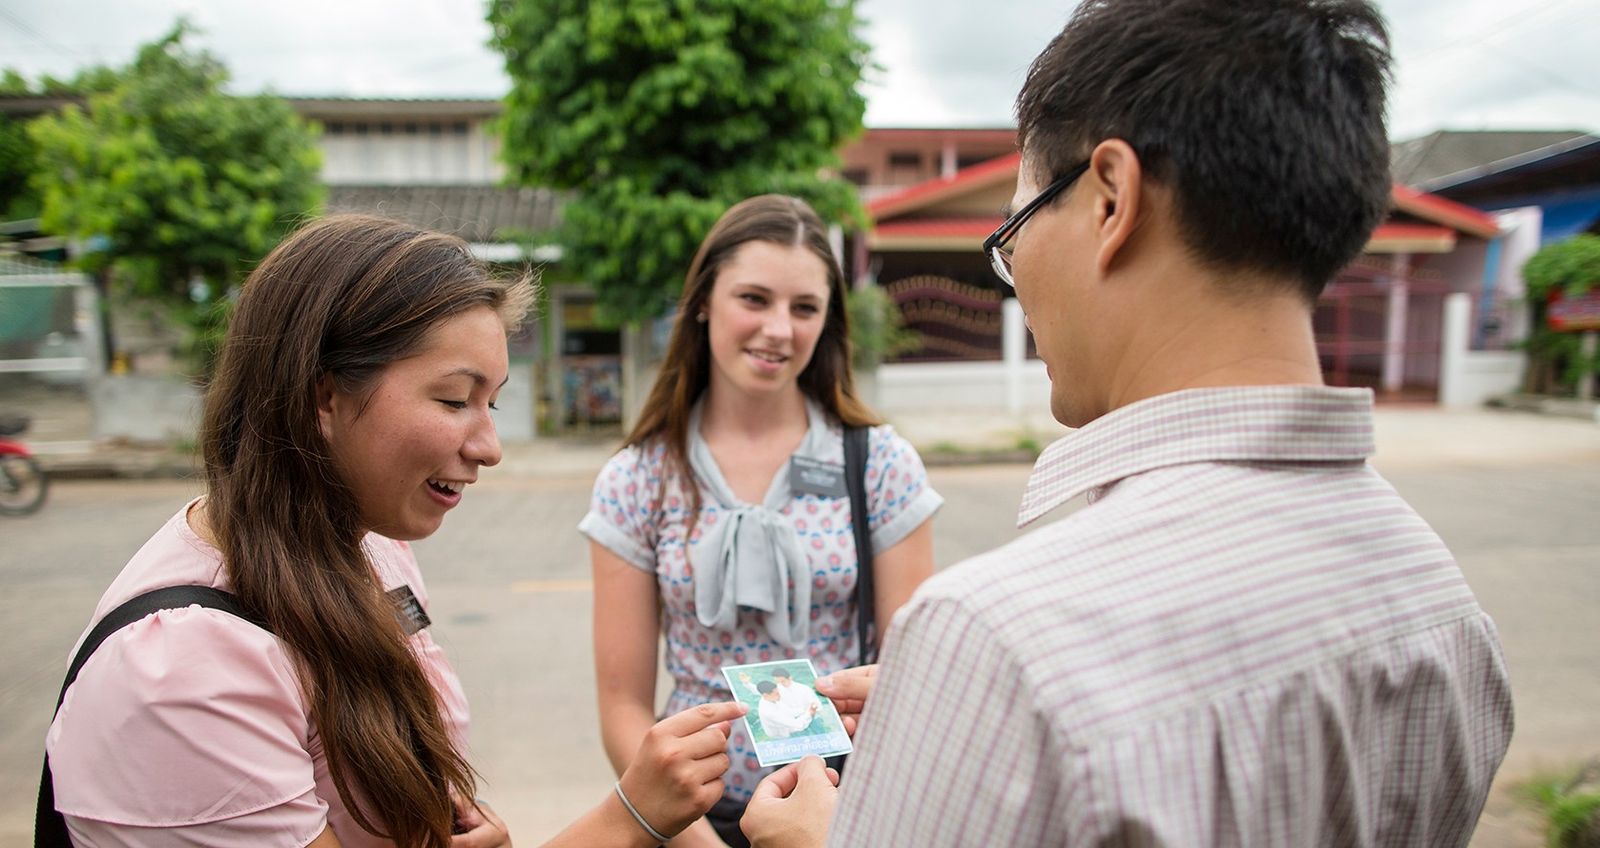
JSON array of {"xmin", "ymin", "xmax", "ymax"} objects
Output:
[{"xmin": 656, "ymin": 699, "xmax": 746, "ymax": 737}]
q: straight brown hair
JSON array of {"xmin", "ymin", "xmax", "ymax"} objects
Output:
[
  {"xmin": 624, "ymin": 194, "xmax": 879, "ymax": 517},
  {"xmin": 201, "ymin": 214, "xmax": 535, "ymax": 846}
]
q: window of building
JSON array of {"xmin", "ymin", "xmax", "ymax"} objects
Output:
[{"xmin": 887, "ymin": 151, "xmax": 922, "ymax": 168}]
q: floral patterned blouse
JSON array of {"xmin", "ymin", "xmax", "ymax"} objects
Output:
[{"xmin": 579, "ymin": 409, "xmax": 942, "ymax": 801}]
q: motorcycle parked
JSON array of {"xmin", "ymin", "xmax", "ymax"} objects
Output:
[{"xmin": 0, "ymin": 413, "xmax": 48, "ymax": 516}]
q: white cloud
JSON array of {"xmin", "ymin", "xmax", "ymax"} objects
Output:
[{"xmin": 2, "ymin": 0, "xmax": 1597, "ymax": 137}]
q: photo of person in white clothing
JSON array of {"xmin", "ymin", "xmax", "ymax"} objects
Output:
[
  {"xmin": 756, "ymin": 680, "xmax": 817, "ymax": 740},
  {"xmin": 724, "ymin": 659, "xmax": 854, "ymax": 769},
  {"xmin": 770, "ymin": 667, "xmax": 820, "ymax": 717}
]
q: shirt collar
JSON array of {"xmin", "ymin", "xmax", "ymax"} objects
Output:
[
  {"xmin": 1017, "ymin": 385, "xmax": 1376, "ymax": 528},
  {"xmin": 687, "ymin": 396, "xmax": 833, "ymax": 508}
]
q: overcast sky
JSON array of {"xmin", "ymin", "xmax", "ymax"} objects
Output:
[{"xmin": 3, "ymin": 0, "xmax": 1598, "ymax": 141}]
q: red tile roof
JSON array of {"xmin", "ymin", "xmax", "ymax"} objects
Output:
[
  {"xmin": 870, "ymin": 153, "xmax": 1500, "ymax": 243},
  {"xmin": 867, "ymin": 153, "xmax": 1022, "ymax": 220},
  {"xmin": 1390, "ymin": 185, "xmax": 1499, "ymax": 238},
  {"xmin": 873, "ymin": 218, "xmax": 1002, "ymax": 239}
]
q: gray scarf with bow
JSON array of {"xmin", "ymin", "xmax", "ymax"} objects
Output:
[{"xmin": 688, "ymin": 400, "xmax": 832, "ymax": 648}]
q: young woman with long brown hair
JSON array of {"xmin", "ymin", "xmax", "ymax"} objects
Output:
[
  {"xmin": 580, "ymin": 196, "xmax": 943, "ymax": 847},
  {"xmin": 44, "ymin": 215, "xmax": 743, "ymax": 847}
]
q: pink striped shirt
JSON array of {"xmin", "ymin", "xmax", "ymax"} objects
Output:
[{"xmin": 831, "ymin": 386, "xmax": 1513, "ymax": 847}]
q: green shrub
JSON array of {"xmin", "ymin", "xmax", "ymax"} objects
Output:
[
  {"xmin": 1523, "ymin": 762, "xmax": 1600, "ymax": 848},
  {"xmin": 846, "ymin": 285, "xmax": 920, "ymax": 371},
  {"xmin": 1522, "ymin": 235, "xmax": 1600, "ymax": 394}
]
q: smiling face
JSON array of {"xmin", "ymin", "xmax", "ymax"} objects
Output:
[
  {"xmin": 703, "ymin": 240, "xmax": 831, "ymax": 403},
  {"xmin": 319, "ymin": 306, "xmax": 508, "ymax": 540}
]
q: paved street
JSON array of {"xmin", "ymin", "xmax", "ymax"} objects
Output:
[{"xmin": 2, "ymin": 414, "xmax": 1598, "ymax": 845}]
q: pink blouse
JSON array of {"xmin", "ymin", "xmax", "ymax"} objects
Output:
[{"xmin": 46, "ymin": 500, "xmax": 470, "ymax": 847}]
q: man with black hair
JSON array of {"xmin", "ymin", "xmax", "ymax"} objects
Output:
[{"xmin": 741, "ymin": 1, "xmax": 1513, "ymax": 845}]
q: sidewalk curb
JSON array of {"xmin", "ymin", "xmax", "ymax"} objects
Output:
[
  {"xmin": 921, "ymin": 448, "xmax": 1039, "ymax": 467},
  {"xmin": 38, "ymin": 451, "xmax": 200, "ymax": 480},
  {"xmin": 1488, "ymin": 393, "xmax": 1600, "ymax": 423}
]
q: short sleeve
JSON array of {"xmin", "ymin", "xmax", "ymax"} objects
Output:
[
  {"xmin": 47, "ymin": 605, "xmax": 327, "ymax": 846},
  {"xmin": 864, "ymin": 425, "xmax": 943, "ymax": 552},
  {"xmin": 577, "ymin": 445, "xmax": 662, "ymax": 573},
  {"xmin": 66, "ymin": 789, "xmax": 328, "ymax": 848}
]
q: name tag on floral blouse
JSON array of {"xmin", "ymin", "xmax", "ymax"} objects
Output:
[{"xmin": 789, "ymin": 455, "xmax": 847, "ymax": 498}]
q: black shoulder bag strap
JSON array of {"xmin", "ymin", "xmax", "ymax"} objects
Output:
[
  {"xmin": 35, "ymin": 586, "xmax": 268, "ymax": 848},
  {"xmin": 844, "ymin": 425, "xmax": 877, "ymax": 665}
]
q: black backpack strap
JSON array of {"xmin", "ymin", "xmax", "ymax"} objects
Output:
[
  {"xmin": 844, "ymin": 425, "xmax": 877, "ymax": 665},
  {"xmin": 36, "ymin": 586, "xmax": 267, "ymax": 848}
]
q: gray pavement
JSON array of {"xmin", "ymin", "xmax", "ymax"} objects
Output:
[{"xmin": 1, "ymin": 408, "xmax": 1597, "ymax": 845}]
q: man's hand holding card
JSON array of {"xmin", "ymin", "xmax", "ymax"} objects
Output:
[
  {"xmin": 741, "ymin": 756, "xmax": 839, "ymax": 848},
  {"xmin": 814, "ymin": 664, "xmax": 876, "ymax": 737}
]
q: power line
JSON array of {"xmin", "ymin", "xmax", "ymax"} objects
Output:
[
  {"xmin": 1475, "ymin": 41, "xmax": 1600, "ymax": 109},
  {"xmin": 0, "ymin": 7, "xmax": 86, "ymax": 60},
  {"xmin": 1404, "ymin": 0, "xmax": 1592, "ymax": 65}
]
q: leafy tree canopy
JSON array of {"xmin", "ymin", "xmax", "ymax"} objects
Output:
[
  {"xmin": 0, "ymin": 113, "xmax": 39, "ymax": 220},
  {"xmin": 1520, "ymin": 234, "xmax": 1600, "ymax": 391},
  {"xmin": 27, "ymin": 22, "xmax": 323, "ymax": 311},
  {"xmin": 489, "ymin": 0, "xmax": 870, "ymax": 322},
  {"xmin": 1524, "ymin": 234, "xmax": 1600, "ymax": 300},
  {"xmin": 0, "ymin": 65, "xmax": 118, "ymax": 219}
]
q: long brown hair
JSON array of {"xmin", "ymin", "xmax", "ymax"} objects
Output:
[
  {"xmin": 624, "ymin": 194, "xmax": 879, "ymax": 513},
  {"xmin": 201, "ymin": 214, "xmax": 534, "ymax": 847}
]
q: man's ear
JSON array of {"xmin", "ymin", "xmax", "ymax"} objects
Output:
[
  {"xmin": 1086, "ymin": 139, "xmax": 1144, "ymax": 277},
  {"xmin": 315, "ymin": 374, "xmax": 338, "ymax": 442}
]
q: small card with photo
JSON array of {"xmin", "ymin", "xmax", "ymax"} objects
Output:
[{"xmin": 721, "ymin": 658, "xmax": 854, "ymax": 767}]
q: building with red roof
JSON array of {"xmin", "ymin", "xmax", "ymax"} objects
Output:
[{"xmin": 859, "ymin": 150, "xmax": 1514, "ymax": 403}]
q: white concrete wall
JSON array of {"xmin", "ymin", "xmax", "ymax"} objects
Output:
[
  {"xmin": 1493, "ymin": 207, "xmax": 1543, "ymax": 305},
  {"xmin": 319, "ymin": 124, "xmax": 502, "ymax": 185},
  {"xmin": 876, "ymin": 299, "xmax": 1052, "ymax": 419},
  {"xmin": 90, "ymin": 375, "xmax": 201, "ymax": 444},
  {"xmin": 1439, "ymin": 292, "xmax": 1527, "ymax": 408},
  {"xmin": 872, "ymin": 360, "xmax": 1069, "ymax": 451},
  {"xmin": 90, "ymin": 369, "xmax": 542, "ymax": 446},
  {"xmin": 1440, "ymin": 352, "xmax": 1527, "ymax": 408},
  {"xmin": 490, "ymin": 362, "xmax": 536, "ymax": 442},
  {"xmin": 876, "ymin": 360, "xmax": 1053, "ymax": 416},
  {"xmin": 872, "ymin": 296, "xmax": 1063, "ymax": 446}
]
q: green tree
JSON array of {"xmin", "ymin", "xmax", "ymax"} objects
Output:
[
  {"xmin": 845, "ymin": 284, "xmax": 919, "ymax": 370},
  {"xmin": 1522, "ymin": 234, "xmax": 1600, "ymax": 392},
  {"xmin": 489, "ymin": 0, "xmax": 870, "ymax": 322},
  {"xmin": 27, "ymin": 23, "xmax": 323, "ymax": 371},
  {"xmin": 0, "ymin": 112, "xmax": 40, "ymax": 220},
  {"xmin": 0, "ymin": 69, "xmax": 72, "ymax": 220}
]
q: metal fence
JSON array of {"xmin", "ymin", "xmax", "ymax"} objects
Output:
[
  {"xmin": 0, "ymin": 255, "xmax": 100, "ymax": 380},
  {"xmin": 883, "ymin": 275, "xmax": 1038, "ymax": 363}
]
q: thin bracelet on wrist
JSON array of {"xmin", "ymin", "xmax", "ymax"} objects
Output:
[{"xmin": 614, "ymin": 780, "xmax": 671, "ymax": 844}]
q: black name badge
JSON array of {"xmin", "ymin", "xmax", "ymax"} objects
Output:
[
  {"xmin": 789, "ymin": 455, "xmax": 848, "ymax": 498},
  {"xmin": 387, "ymin": 585, "xmax": 433, "ymax": 636}
]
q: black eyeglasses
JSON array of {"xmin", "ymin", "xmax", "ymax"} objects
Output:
[{"xmin": 983, "ymin": 160, "xmax": 1090, "ymax": 287}]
